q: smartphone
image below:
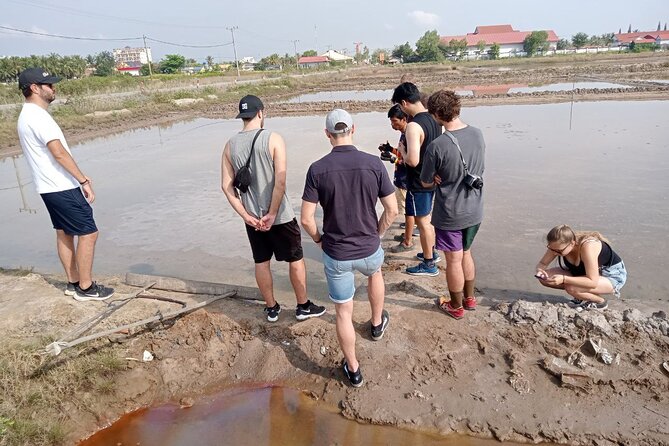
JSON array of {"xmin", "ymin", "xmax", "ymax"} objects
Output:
[{"xmin": 534, "ymin": 273, "xmax": 547, "ymax": 280}]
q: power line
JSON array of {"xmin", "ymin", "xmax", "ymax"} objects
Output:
[
  {"xmin": 0, "ymin": 25, "xmax": 141, "ymax": 41},
  {"xmin": 144, "ymin": 37, "xmax": 233, "ymax": 49},
  {"xmin": 0, "ymin": 25, "xmax": 233, "ymax": 48}
]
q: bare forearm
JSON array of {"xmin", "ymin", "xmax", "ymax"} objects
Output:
[
  {"xmin": 222, "ymin": 187, "xmax": 253, "ymax": 221},
  {"xmin": 378, "ymin": 208, "xmax": 398, "ymax": 237},
  {"xmin": 52, "ymin": 149, "xmax": 86, "ymax": 182},
  {"xmin": 267, "ymin": 179, "xmax": 285, "ymax": 216}
]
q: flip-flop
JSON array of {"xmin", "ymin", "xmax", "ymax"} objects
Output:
[{"xmin": 662, "ymin": 361, "xmax": 669, "ymax": 376}]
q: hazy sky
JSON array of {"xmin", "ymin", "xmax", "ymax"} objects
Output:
[{"xmin": 1, "ymin": 0, "xmax": 667, "ymax": 62}]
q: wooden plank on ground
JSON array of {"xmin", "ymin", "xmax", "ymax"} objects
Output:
[{"xmin": 125, "ymin": 272, "xmax": 263, "ymax": 301}]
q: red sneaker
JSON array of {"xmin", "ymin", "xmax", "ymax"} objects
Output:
[
  {"xmin": 438, "ymin": 300, "xmax": 464, "ymax": 320},
  {"xmin": 463, "ymin": 296, "xmax": 476, "ymax": 311}
]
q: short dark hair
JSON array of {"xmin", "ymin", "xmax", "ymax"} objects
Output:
[
  {"xmin": 427, "ymin": 90, "xmax": 461, "ymax": 123},
  {"xmin": 391, "ymin": 82, "xmax": 421, "ymax": 104},
  {"xmin": 21, "ymin": 86, "xmax": 33, "ymax": 98},
  {"xmin": 387, "ymin": 104, "xmax": 406, "ymax": 120}
]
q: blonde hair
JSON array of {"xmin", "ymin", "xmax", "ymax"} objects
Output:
[{"xmin": 546, "ymin": 224, "xmax": 610, "ymax": 246}]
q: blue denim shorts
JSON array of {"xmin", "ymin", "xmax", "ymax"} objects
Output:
[
  {"xmin": 601, "ymin": 261, "xmax": 627, "ymax": 297},
  {"xmin": 322, "ymin": 245, "xmax": 384, "ymax": 303}
]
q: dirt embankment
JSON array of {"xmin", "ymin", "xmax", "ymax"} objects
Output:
[
  {"xmin": 1, "ymin": 53, "xmax": 668, "ymax": 159},
  {"xmin": 1, "ymin": 235, "xmax": 668, "ymax": 446}
]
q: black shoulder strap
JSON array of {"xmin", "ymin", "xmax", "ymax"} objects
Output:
[
  {"xmin": 244, "ymin": 129, "xmax": 265, "ymax": 168},
  {"xmin": 443, "ymin": 130, "xmax": 470, "ymax": 173}
]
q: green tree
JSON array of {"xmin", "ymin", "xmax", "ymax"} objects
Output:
[
  {"xmin": 600, "ymin": 33, "xmax": 615, "ymax": 46},
  {"xmin": 556, "ymin": 38, "xmax": 569, "ymax": 50},
  {"xmin": 301, "ymin": 50, "xmax": 317, "ymax": 57},
  {"xmin": 392, "ymin": 42, "xmax": 415, "ymax": 62},
  {"xmin": 93, "ymin": 51, "xmax": 115, "ymax": 76},
  {"xmin": 140, "ymin": 62, "xmax": 159, "ymax": 76},
  {"xmin": 523, "ymin": 31, "xmax": 548, "ymax": 56},
  {"xmin": 415, "ymin": 30, "xmax": 444, "ymax": 62},
  {"xmin": 476, "ymin": 40, "xmax": 486, "ymax": 58},
  {"xmin": 439, "ymin": 38, "xmax": 467, "ymax": 60},
  {"xmin": 256, "ymin": 53, "xmax": 282, "ymax": 70},
  {"xmin": 572, "ymin": 32, "xmax": 589, "ymax": 49},
  {"xmin": 205, "ymin": 56, "xmax": 214, "ymax": 67},
  {"xmin": 160, "ymin": 54, "xmax": 186, "ymax": 74},
  {"xmin": 488, "ymin": 42, "xmax": 500, "ymax": 60},
  {"xmin": 370, "ymin": 48, "xmax": 387, "ymax": 64}
]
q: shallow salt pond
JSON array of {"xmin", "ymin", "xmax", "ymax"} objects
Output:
[
  {"xmin": 285, "ymin": 82, "xmax": 633, "ymax": 102},
  {"xmin": 1, "ymin": 100, "xmax": 668, "ymax": 302}
]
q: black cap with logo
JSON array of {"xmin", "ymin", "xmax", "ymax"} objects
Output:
[
  {"xmin": 236, "ymin": 95, "xmax": 264, "ymax": 119},
  {"xmin": 18, "ymin": 67, "xmax": 62, "ymax": 90}
]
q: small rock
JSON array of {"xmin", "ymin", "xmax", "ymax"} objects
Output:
[
  {"xmin": 179, "ymin": 397, "xmax": 194, "ymax": 409},
  {"xmin": 652, "ymin": 310, "xmax": 667, "ymax": 320},
  {"xmin": 320, "ymin": 346, "xmax": 327, "ymax": 355},
  {"xmin": 623, "ymin": 308, "xmax": 643, "ymax": 322}
]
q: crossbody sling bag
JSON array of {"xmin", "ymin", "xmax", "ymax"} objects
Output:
[{"xmin": 233, "ymin": 128, "xmax": 265, "ymax": 194}]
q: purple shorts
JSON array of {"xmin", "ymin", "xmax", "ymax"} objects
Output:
[{"xmin": 435, "ymin": 224, "xmax": 481, "ymax": 252}]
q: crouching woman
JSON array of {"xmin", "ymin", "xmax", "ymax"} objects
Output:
[{"xmin": 535, "ymin": 224, "xmax": 627, "ymax": 310}]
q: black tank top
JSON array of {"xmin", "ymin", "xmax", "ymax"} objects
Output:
[
  {"xmin": 407, "ymin": 112, "xmax": 441, "ymax": 191},
  {"xmin": 561, "ymin": 241, "xmax": 622, "ymax": 276}
]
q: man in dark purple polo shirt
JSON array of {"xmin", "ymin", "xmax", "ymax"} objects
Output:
[{"xmin": 301, "ymin": 109, "xmax": 398, "ymax": 388}]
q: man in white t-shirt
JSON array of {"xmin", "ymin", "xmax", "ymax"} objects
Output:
[{"xmin": 16, "ymin": 67, "xmax": 113, "ymax": 301}]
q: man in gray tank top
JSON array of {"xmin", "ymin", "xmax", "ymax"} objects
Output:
[{"xmin": 221, "ymin": 95, "xmax": 325, "ymax": 322}]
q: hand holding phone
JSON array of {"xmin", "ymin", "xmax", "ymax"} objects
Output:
[{"xmin": 534, "ymin": 270, "xmax": 548, "ymax": 280}]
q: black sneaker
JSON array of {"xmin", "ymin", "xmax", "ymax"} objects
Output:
[
  {"xmin": 264, "ymin": 302, "xmax": 281, "ymax": 322},
  {"xmin": 342, "ymin": 360, "xmax": 363, "ymax": 388},
  {"xmin": 74, "ymin": 282, "xmax": 114, "ymax": 301},
  {"xmin": 371, "ymin": 310, "xmax": 389, "ymax": 340},
  {"xmin": 65, "ymin": 281, "xmax": 78, "ymax": 296},
  {"xmin": 568, "ymin": 298, "xmax": 583, "ymax": 308},
  {"xmin": 581, "ymin": 300, "xmax": 608, "ymax": 311},
  {"xmin": 295, "ymin": 300, "xmax": 326, "ymax": 321}
]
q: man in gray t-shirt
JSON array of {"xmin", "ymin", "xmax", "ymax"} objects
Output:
[{"xmin": 420, "ymin": 90, "xmax": 485, "ymax": 320}]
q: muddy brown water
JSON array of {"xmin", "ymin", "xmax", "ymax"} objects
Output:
[
  {"xmin": 78, "ymin": 386, "xmax": 541, "ymax": 446},
  {"xmin": 1, "ymin": 100, "xmax": 667, "ymax": 306}
]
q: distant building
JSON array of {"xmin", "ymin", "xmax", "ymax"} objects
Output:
[
  {"xmin": 113, "ymin": 46, "xmax": 152, "ymax": 66},
  {"xmin": 298, "ymin": 56, "xmax": 330, "ymax": 68},
  {"xmin": 614, "ymin": 30, "xmax": 669, "ymax": 48},
  {"xmin": 320, "ymin": 50, "xmax": 353, "ymax": 63},
  {"xmin": 239, "ymin": 56, "xmax": 257, "ymax": 71},
  {"xmin": 116, "ymin": 66, "xmax": 141, "ymax": 76},
  {"xmin": 440, "ymin": 24, "xmax": 559, "ymax": 58}
]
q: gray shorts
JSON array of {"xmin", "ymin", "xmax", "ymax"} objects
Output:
[{"xmin": 601, "ymin": 261, "xmax": 626, "ymax": 297}]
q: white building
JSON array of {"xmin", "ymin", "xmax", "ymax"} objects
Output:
[
  {"xmin": 113, "ymin": 47, "xmax": 152, "ymax": 66},
  {"xmin": 441, "ymin": 24, "xmax": 559, "ymax": 59}
]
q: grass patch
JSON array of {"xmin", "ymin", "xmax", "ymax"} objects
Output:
[{"xmin": 0, "ymin": 339, "xmax": 127, "ymax": 445}]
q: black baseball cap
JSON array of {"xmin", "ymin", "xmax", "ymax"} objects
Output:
[
  {"xmin": 236, "ymin": 95, "xmax": 264, "ymax": 119},
  {"xmin": 18, "ymin": 67, "xmax": 62, "ymax": 90}
]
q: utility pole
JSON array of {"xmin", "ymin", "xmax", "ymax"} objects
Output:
[
  {"xmin": 142, "ymin": 35, "xmax": 153, "ymax": 77},
  {"xmin": 292, "ymin": 39, "xmax": 300, "ymax": 70},
  {"xmin": 314, "ymin": 25, "xmax": 318, "ymax": 53},
  {"xmin": 227, "ymin": 26, "xmax": 240, "ymax": 78}
]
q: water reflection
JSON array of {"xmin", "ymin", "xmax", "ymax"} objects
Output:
[
  {"xmin": 79, "ymin": 386, "xmax": 516, "ymax": 446},
  {"xmin": 284, "ymin": 82, "xmax": 633, "ymax": 102}
]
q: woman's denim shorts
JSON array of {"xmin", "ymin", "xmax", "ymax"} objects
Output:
[{"xmin": 601, "ymin": 261, "xmax": 627, "ymax": 297}]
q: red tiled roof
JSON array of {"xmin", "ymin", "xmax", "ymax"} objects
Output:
[
  {"xmin": 441, "ymin": 29, "xmax": 559, "ymax": 46},
  {"xmin": 298, "ymin": 56, "xmax": 329, "ymax": 64},
  {"xmin": 474, "ymin": 25, "xmax": 514, "ymax": 34},
  {"xmin": 614, "ymin": 31, "xmax": 669, "ymax": 43}
]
